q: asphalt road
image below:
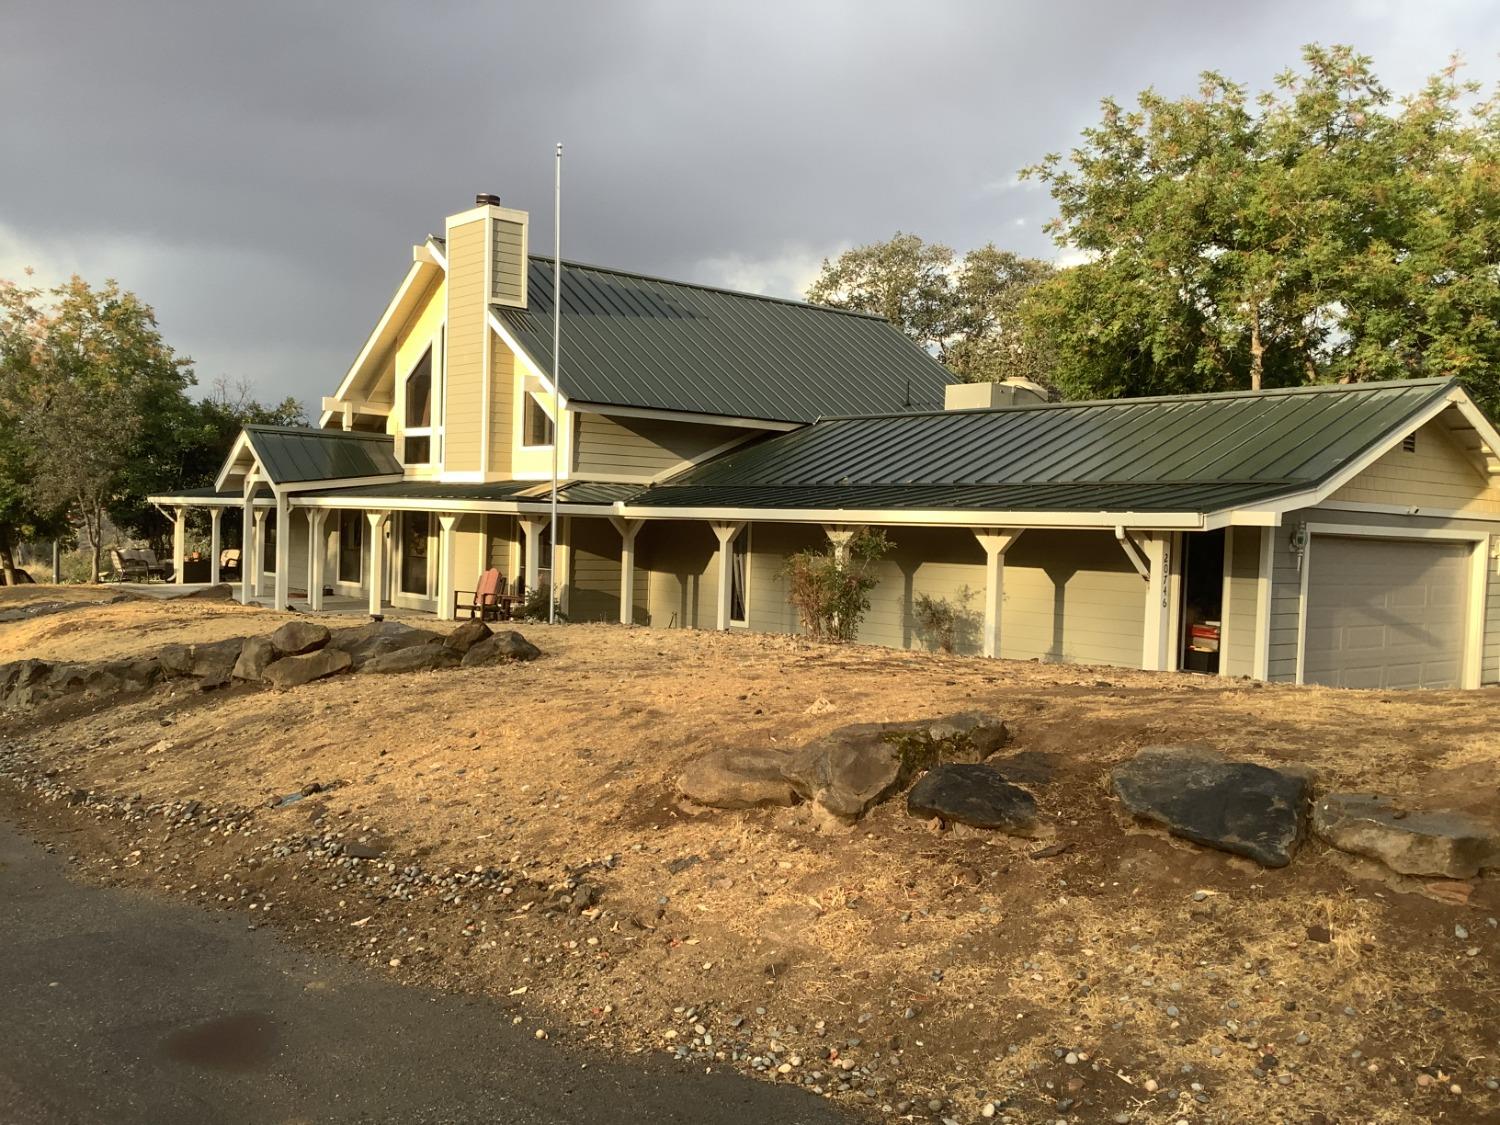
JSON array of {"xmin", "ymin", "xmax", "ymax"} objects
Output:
[{"xmin": 0, "ymin": 821, "xmax": 852, "ymax": 1125}]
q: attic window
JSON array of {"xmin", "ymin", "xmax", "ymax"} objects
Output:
[
  {"xmin": 523, "ymin": 391, "xmax": 555, "ymax": 447},
  {"xmin": 1402, "ymin": 432, "xmax": 1418, "ymax": 453},
  {"xmin": 403, "ymin": 348, "xmax": 433, "ymax": 464}
]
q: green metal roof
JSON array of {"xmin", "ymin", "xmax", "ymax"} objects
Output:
[
  {"xmin": 635, "ymin": 379, "xmax": 1458, "ymax": 514},
  {"xmin": 493, "ymin": 258, "xmax": 954, "ymax": 424},
  {"xmin": 244, "ymin": 426, "xmax": 403, "ymax": 485},
  {"xmin": 295, "ymin": 479, "xmax": 639, "ymax": 508}
]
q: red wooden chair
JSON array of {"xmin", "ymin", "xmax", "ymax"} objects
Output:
[{"xmin": 455, "ymin": 568, "xmax": 503, "ymax": 621}]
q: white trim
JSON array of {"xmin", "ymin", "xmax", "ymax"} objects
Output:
[
  {"xmin": 566, "ymin": 399, "xmax": 801, "ymax": 433},
  {"xmin": 729, "ymin": 523, "xmax": 750, "ymax": 627},
  {"xmin": 479, "ymin": 214, "xmax": 494, "ymax": 476},
  {"xmin": 276, "ymin": 473, "xmax": 406, "ymax": 496},
  {"xmin": 1315, "ymin": 499, "xmax": 1500, "ymax": 525},
  {"xmin": 397, "ymin": 341, "xmax": 437, "ymax": 469},
  {"xmin": 321, "ymin": 260, "xmax": 434, "ymax": 427},
  {"xmin": 618, "ymin": 505, "xmax": 1205, "ymax": 529},
  {"xmin": 1218, "ymin": 526, "xmax": 1234, "ymax": 679},
  {"xmin": 1294, "ymin": 534, "xmax": 1312, "ymax": 685},
  {"xmin": 1465, "ymin": 538, "xmax": 1488, "ymax": 690},
  {"xmin": 1303, "ymin": 521, "xmax": 1492, "ymax": 542},
  {"xmin": 213, "ymin": 432, "xmax": 257, "ymax": 493},
  {"xmin": 488, "ymin": 311, "xmax": 568, "ymax": 402},
  {"xmin": 1253, "ymin": 526, "xmax": 1272, "ymax": 681}
]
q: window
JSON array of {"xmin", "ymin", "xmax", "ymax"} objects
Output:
[
  {"xmin": 404, "ymin": 347, "xmax": 433, "ymax": 464},
  {"xmin": 399, "ymin": 514, "xmax": 430, "ymax": 596},
  {"xmin": 523, "ymin": 391, "xmax": 555, "ymax": 447},
  {"xmin": 729, "ymin": 526, "xmax": 748, "ymax": 625},
  {"xmin": 338, "ymin": 512, "xmax": 362, "ymax": 584},
  {"xmin": 262, "ymin": 515, "xmax": 277, "ymax": 574}
]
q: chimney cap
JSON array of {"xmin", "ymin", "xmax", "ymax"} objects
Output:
[{"xmin": 475, "ymin": 192, "xmax": 501, "ymax": 207}]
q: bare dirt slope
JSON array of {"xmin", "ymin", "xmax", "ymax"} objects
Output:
[{"xmin": 3, "ymin": 588, "xmax": 1498, "ymax": 1124}]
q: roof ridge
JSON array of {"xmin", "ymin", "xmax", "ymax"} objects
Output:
[
  {"xmin": 816, "ymin": 377, "xmax": 1457, "ymax": 422},
  {"xmin": 522, "ymin": 254, "xmax": 889, "ymax": 322},
  {"xmin": 245, "ymin": 424, "xmax": 394, "ymax": 441}
]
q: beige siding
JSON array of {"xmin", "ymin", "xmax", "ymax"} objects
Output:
[
  {"xmin": 746, "ymin": 524, "xmax": 823, "ymax": 636},
  {"xmin": 643, "ymin": 522, "xmax": 719, "ymax": 630},
  {"xmin": 566, "ymin": 517, "xmax": 649, "ymax": 624},
  {"xmin": 488, "ymin": 340, "xmax": 515, "ymax": 477},
  {"xmin": 491, "ymin": 218, "xmax": 526, "ymax": 307},
  {"xmin": 1331, "ymin": 417, "xmax": 1500, "ymax": 516},
  {"xmin": 993, "ymin": 530, "xmax": 1145, "ymax": 666},
  {"xmin": 1221, "ymin": 526, "xmax": 1262, "ymax": 678},
  {"xmin": 573, "ymin": 413, "xmax": 747, "ymax": 480},
  {"xmin": 443, "ymin": 219, "xmax": 486, "ymax": 473},
  {"xmin": 451, "ymin": 519, "xmax": 487, "ymax": 599}
]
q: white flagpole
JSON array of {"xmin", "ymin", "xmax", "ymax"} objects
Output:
[{"xmin": 548, "ymin": 142, "xmax": 562, "ymax": 625}]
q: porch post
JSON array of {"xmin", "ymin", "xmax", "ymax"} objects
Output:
[
  {"xmin": 1141, "ymin": 532, "xmax": 1174, "ymax": 672},
  {"xmin": 973, "ymin": 528, "xmax": 1024, "ymax": 659},
  {"xmin": 436, "ymin": 513, "xmax": 460, "ymax": 622},
  {"xmin": 273, "ymin": 492, "xmax": 291, "ymax": 611},
  {"xmin": 251, "ymin": 509, "xmax": 268, "ymax": 599},
  {"xmin": 240, "ymin": 477, "xmax": 256, "ymax": 605},
  {"xmin": 172, "ymin": 507, "xmax": 187, "ymax": 584},
  {"xmin": 710, "ymin": 521, "xmax": 744, "ymax": 631},
  {"xmin": 519, "ymin": 516, "xmax": 547, "ymax": 595},
  {"xmin": 209, "ymin": 508, "xmax": 223, "ymax": 585},
  {"xmin": 306, "ymin": 509, "xmax": 328, "ymax": 612},
  {"xmin": 610, "ymin": 517, "xmax": 642, "ymax": 625},
  {"xmin": 366, "ymin": 511, "xmax": 390, "ymax": 617},
  {"xmin": 822, "ymin": 524, "xmax": 855, "ymax": 565}
]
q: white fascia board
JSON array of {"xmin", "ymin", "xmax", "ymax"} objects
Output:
[
  {"xmin": 486, "ymin": 309, "xmax": 568, "ymax": 406},
  {"xmin": 568, "ymin": 400, "xmax": 802, "ymax": 433},
  {"xmin": 146, "ymin": 493, "xmax": 274, "ymax": 508},
  {"xmin": 319, "ymin": 260, "xmax": 435, "ymax": 427},
  {"xmin": 608, "ymin": 506, "xmax": 1206, "ymax": 529},
  {"xmin": 276, "ymin": 474, "xmax": 407, "ymax": 496},
  {"xmin": 213, "ymin": 432, "xmax": 258, "ymax": 493}
]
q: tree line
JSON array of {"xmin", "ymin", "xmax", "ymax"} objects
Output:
[
  {"xmin": 0, "ymin": 274, "xmax": 302, "ymax": 582},
  {"xmin": 807, "ymin": 45, "xmax": 1500, "ymax": 415}
]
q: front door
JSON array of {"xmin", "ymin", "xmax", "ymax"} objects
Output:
[{"xmin": 399, "ymin": 513, "xmax": 432, "ymax": 597}]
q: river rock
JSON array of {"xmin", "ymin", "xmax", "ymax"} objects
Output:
[
  {"xmin": 1313, "ymin": 793, "xmax": 1500, "ymax": 879},
  {"xmin": 269, "ymin": 620, "xmax": 330, "ymax": 656},
  {"xmin": 262, "ymin": 646, "xmax": 351, "ymax": 689},
  {"xmin": 782, "ymin": 729, "xmax": 903, "ymax": 821},
  {"xmin": 1111, "ymin": 745, "xmax": 1310, "ymax": 868},
  {"xmin": 461, "ymin": 631, "xmax": 541, "ymax": 667},
  {"xmin": 906, "ymin": 762, "xmax": 1039, "ymax": 835},
  {"xmin": 359, "ymin": 645, "xmax": 463, "ymax": 675},
  {"xmin": 678, "ymin": 747, "xmax": 800, "ymax": 809},
  {"xmin": 444, "ymin": 618, "xmax": 493, "ymax": 655},
  {"xmin": 232, "ymin": 635, "xmax": 278, "ymax": 681}
]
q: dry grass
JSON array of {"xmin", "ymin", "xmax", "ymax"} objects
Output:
[{"xmin": 3, "ymin": 589, "xmax": 1499, "ymax": 1122}]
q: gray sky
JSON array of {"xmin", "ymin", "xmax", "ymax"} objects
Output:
[{"xmin": 3, "ymin": 0, "xmax": 1497, "ymax": 409}]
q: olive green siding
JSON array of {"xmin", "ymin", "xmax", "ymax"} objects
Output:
[
  {"xmin": 443, "ymin": 220, "xmax": 486, "ymax": 473},
  {"xmin": 1221, "ymin": 527, "xmax": 1262, "ymax": 679},
  {"xmin": 566, "ymin": 516, "xmax": 649, "ymax": 624},
  {"xmin": 643, "ymin": 523, "xmax": 720, "ymax": 631},
  {"xmin": 573, "ymin": 413, "xmax": 744, "ymax": 480}
]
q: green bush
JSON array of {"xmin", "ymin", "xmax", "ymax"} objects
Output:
[
  {"xmin": 519, "ymin": 583, "xmax": 565, "ymax": 623},
  {"xmin": 783, "ymin": 528, "xmax": 889, "ymax": 642},
  {"xmin": 912, "ymin": 587, "xmax": 981, "ymax": 653}
]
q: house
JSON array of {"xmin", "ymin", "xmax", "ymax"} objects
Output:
[{"xmin": 149, "ymin": 194, "xmax": 1500, "ymax": 690}]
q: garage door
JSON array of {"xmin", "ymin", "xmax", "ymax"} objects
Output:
[{"xmin": 1303, "ymin": 536, "xmax": 1470, "ymax": 689}]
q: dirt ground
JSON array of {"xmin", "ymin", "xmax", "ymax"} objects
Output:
[{"xmin": 3, "ymin": 584, "xmax": 1499, "ymax": 1124}]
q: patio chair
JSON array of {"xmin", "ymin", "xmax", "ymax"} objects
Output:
[
  {"xmin": 220, "ymin": 548, "xmax": 241, "ymax": 579},
  {"xmin": 498, "ymin": 576, "xmax": 525, "ymax": 620},
  {"xmin": 110, "ymin": 548, "xmax": 150, "ymax": 583},
  {"xmin": 455, "ymin": 568, "xmax": 503, "ymax": 621},
  {"xmin": 135, "ymin": 547, "xmax": 172, "ymax": 580}
]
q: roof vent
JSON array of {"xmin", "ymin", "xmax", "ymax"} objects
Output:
[
  {"xmin": 944, "ymin": 378, "xmax": 1050, "ymax": 411},
  {"xmin": 475, "ymin": 192, "xmax": 501, "ymax": 207}
]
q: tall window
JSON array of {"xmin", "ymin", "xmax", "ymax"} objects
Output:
[
  {"xmin": 404, "ymin": 348, "xmax": 433, "ymax": 464},
  {"xmin": 399, "ymin": 514, "xmax": 430, "ymax": 596},
  {"xmin": 522, "ymin": 391, "xmax": 555, "ymax": 447},
  {"xmin": 338, "ymin": 512, "xmax": 362, "ymax": 584},
  {"xmin": 729, "ymin": 526, "xmax": 748, "ymax": 625},
  {"xmin": 262, "ymin": 515, "xmax": 277, "ymax": 574}
]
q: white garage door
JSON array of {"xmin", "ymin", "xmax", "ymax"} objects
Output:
[{"xmin": 1304, "ymin": 535, "xmax": 1470, "ymax": 689}]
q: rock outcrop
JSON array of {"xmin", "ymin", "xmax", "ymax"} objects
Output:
[
  {"xmin": 1313, "ymin": 792, "xmax": 1500, "ymax": 879},
  {"xmin": 262, "ymin": 647, "xmax": 352, "ymax": 689}
]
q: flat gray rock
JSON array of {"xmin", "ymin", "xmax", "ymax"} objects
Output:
[
  {"xmin": 1111, "ymin": 745, "xmax": 1310, "ymax": 868},
  {"xmin": 1313, "ymin": 792, "xmax": 1500, "ymax": 878},
  {"xmin": 906, "ymin": 762, "xmax": 1039, "ymax": 835},
  {"xmin": 270, "ymin": 620, "xmax": 330, "ymax": 657},
  {"xmin": 262, "ymin": 647, "xmax": 351, "ymax": 689},
  {"xmin": 359, "ymin": 645, "xmax": 462, "ymax": 675},
  {"xmin": 461, "ymin": 631, "xmax": 540, "ymax": 667},
  {"xmin": 678, "ymin": 747, "xmax": 800, "ymax": 809}
]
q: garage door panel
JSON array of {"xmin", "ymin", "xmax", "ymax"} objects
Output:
[{"xmin": 1304, "ymin": 536, "xmax": 1470, "ymax": 690}]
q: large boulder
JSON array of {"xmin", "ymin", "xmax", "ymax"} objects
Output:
[
  {"xmin": 270, "ymin": 620, "xmax": 330, "ymax": 657},
  {"xmin": 678, "ymin": 747, "xmax": 800, "ymax": 809},
  {"xmin": 158, "ymin": 644, "xmax": 193, "ymax": 677},
  {"xmin": 328, "ymin": 621, "xmax": 442, "ymax": 668},
  {"xmin": 782, "ymin": 728, "xmax": 903, "ymax": 822},
  {"xmin": 262, "ymin": 647, "xmax": 351, "ymax": 689},
  {"xmin": 1111, "ymin": 746, "xmax": 1310, "ymax": 868},
  {"xmin": 906, "ymin": 762, "xmax": 1039, "ymax": 835},
  {"xmin": 461, "ymin": 630, "xmax": 541, "ymax": 667},
  {"xmin": 359, "ymin": 645, "xmax": 462, "ymax": 675},
  {"xmin": 188, "ymin": 637, "xmax": 245, "ymax": 681},
  {"xmin": 1313, "ymin": 793, "xmax": 1500, "ymax": 879},
  {"xmin": 232, "ymin": 635, "xmax": 278, "ymax": 681},
  {"xmin": 444, "ymin": 618, "xmax": 493, "ymax": 655}
]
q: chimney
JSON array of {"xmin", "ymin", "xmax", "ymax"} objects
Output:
[
  {"xmin": 475, "ymin": 192, "xmax": 501, "ymax": 207},
  {"xmin": 944, "ymin": 378, "xmax": 1050, "ymax": 411},
  {"xmin": 446, "ymin": 193, "xmax": 529, "ymax": 311}
]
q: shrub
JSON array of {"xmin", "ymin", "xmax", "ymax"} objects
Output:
[
  {"xmin": 519, "ymin": 583, "xmax": 565, "ymax": 623},
  {"xmin": 783, "ymin": 528, "xmax": 889, "ymax": 642},
  {"xmin": 912, "ymin": 587, "xmax": 981, "ymax": 654}
]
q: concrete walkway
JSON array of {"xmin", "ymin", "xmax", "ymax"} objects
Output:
[{"xmin": 0, "ymin": 821, "xmax": 849, "ymax": 1125}]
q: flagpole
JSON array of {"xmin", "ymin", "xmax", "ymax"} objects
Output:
[{"xmin": 548, "ymin": 142, "xmax": 561, "ymax": 625}]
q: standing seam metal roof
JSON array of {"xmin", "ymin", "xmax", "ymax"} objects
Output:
[
  {"xmin": 492, "ymin": 258, "xmax": 954, "ymax": 424},
  {"xmin": 243, "ymin": 426, "xmax": 404, "ymax": 485}
]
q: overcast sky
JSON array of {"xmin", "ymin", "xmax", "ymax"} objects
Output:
[{"xmin": 3, "ymin": 0, "xmax": 1497, "ymax": 408}]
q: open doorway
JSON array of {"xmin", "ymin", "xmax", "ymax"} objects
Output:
[{"xmin": 1179, "ymin": 529, "xmax": 1225, "ymax": 674}]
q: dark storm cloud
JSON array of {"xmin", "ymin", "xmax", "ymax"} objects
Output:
[{"xmin": 3, "ymin": 0, "xmax": 1496, "ymax": 404}]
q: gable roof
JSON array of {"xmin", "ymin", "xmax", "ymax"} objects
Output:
[
  {"xmin": 491, "ymin": 257, "xmax": 954, "ymax": 424},
  {"xmin": 216, "ymin": 426, "xmax": 404, "ymax": 491},
  {"xmin": 635, "ymin": 378, "xmax": 1478, "ymax": 516}
]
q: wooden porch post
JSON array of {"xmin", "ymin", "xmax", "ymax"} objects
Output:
[
  {"xmin": 306, "ymin": 509, "xmax": 328, "ymax": 612},
  {"xmin": 519, "ymin": 516, "xmax": 548, "ymax": 595},
  {"xmin": 1141, "ymin": 532, "xmax": 1174, "ymax": 672},
  {"xmin": 240, "ymin": 477, "xmax": 256, "ymax": 605},
  {"xmin": 251, "ymin": 509, "xmax": 268, "ymax": 599},
  {"xmin": 610, "ymin": 517, "xmax": 642, "ymax": 625},
  {"xmin": 273, "ymin": 492, "xmax": 291, "ymax": 610},
  {"xmin": 973, "ymin": 528, "xmax": 1024, "ymax": 659},
  {"xmin": 209, "ymin": 508, "xmax": 223, "ymax": 585},
  {"xmin": 172, "ymin": 507, "xmax": 187, "ymax": 584},
  {"xmin": 436, "ymin": 513, "xmax": 460, "ymax": 622},
  {"xmin": 710, "ymin": 521, "xmax": 744, "ymax": 631},
  {"xmin": 366, "ymin": 511, "xmax": 389, "ymax": 617}
]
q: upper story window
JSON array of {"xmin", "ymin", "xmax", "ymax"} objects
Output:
[
  {"xmin": 404, "ymin": 347, "xmax": 433, "ymax": 464},
  {"xmin": 522, "ymin": 390, "xmax": 555, "ymax": 448}
]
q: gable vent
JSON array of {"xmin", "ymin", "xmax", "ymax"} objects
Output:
[{"xmin": 1403, "ymin": 432, "xmax": 1418, "ymax": 453}]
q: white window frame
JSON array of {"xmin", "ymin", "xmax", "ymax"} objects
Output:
[
  {"xmin": 520, "ymin": 388, "xmax": 556, "ymax": 450},
  {"xmin": 729, "ymin": 524, "xmax": 750, "ymax": 627},
  {"xmin": 400, "ymin": 343, "xmax": 437, "ymax": 468}
]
